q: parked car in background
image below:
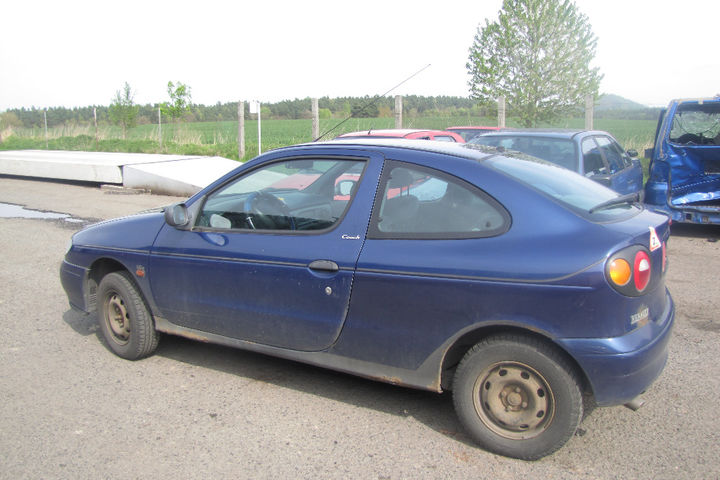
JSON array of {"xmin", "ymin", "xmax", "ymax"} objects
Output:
[
  {"xmin": 335, "ymin": 128, "xmax": 464, "ymax": 142},
  {"xmin": 644, "ymin": 96, "xmax": 720, "ymax": 224},
  {"xmin": 445, "ymin": 125, "xmax": 500, "ymax": 141},
  {"xmin": 61, "ymin": 139, "xmax": 673, "ymax": 460},
  {"xmin": 469, "ymin": 129, "xmax": 644, "ymax": 196}
]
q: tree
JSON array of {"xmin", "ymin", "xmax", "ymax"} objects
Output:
[
  {"xmin": 109, "ymin": 82, "xmax": 139, "ymax": 138},
  {"xmin": 467, "ymin": 0, "xmax": 602, "ymax": 127},
  {"xmin": 161, "ymin": 81, "xmax": 192, "ymax": 122},
  {"xmin": 351, "ymin": 99, "xmax": 379, "ymax": 118}
]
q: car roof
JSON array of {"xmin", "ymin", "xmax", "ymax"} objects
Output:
[
  {"xmin": 473, "ymin": 129, "xmax": 611, "ymax": 140},
  {"xmin": 671, "ymin": 95, "xmax": 720, "ymax": 104},
  {"xmin": 278, "ymin": 138, "xmax": 496, "ymax": 162},
  {"xmin": 336, "ymin": 129, "xmax": 456, "ymax": 138},
  {"xmin": 447, "ymin": 126, "xmax": 500, "ymax": 130}
]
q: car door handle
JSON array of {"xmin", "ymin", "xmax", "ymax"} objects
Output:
[{"xmin": 309, "ymin": 260, "xmax": 339, "ymax": 272}]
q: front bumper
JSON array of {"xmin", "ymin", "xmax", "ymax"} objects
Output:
[
  {"xmin": 557, "ymin": 289, "xmax": 675, "ymax": 406},
  {"xmin": 60, "ymin": 259, "xmax": 90, "ymax": 313}
]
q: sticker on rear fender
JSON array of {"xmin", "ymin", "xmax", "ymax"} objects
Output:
[{"xmin": 649, "ymin": 227, "xmax": 661, "ymax": 251}]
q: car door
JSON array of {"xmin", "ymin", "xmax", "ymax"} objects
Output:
[
  {"xmin": 581, "ymin": 136, "xmax": 611, "ymax": 188},
  {"xmin": 332, "ymin": 160, "xmax": 511, "ymax": 367},
  {"xmin": 595, "ymin": 135, "xmax": 643, "ymax": 195},
  {"xmin": 595, "ymin": 135, "xmax": 642, "ymax": 194},
  {"xmin": 148, "ymin": 154, "xmax": 381, "ymax": 352}
]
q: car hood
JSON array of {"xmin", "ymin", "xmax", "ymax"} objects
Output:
[{"xmin": 71, "ymin": 210, "xmax": 167, "ymax": 252}]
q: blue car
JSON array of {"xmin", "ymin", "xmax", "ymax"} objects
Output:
[
  {"xmin": 644, "ymin": 96, "xmax": 720, "ymax": 224},
  {"xmin": 469, "ymin": 129, "xmax": 645, "ymax": 196},
  {"xmin": 61, "ymin": 139, "xmax": 673, "ymax": 460}
]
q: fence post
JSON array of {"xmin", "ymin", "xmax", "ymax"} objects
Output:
[
  {"xmin": 238, "ymin": 101, "xmax": 245, "ymax": 159},
  {"xmin": 93, "ymin": 107, "xmax": 98, "ymax": 150},
  {"xmin": 497, "ymin": 96, "xmax": 505, "ymax": 128},
  {"xmin": 257, "ymin": 102, "xmax": 262, "ymax": 155},
  {"xmin": 585, "ymin": 94, "xmax": 594, "ymax": 130},
  {"xmin": 158, "ymin": 107, "xmax": 162, "ymax": 149},
  {"xmin": 44, "ymin": 109, "xmax": 48, "ymax": 149},
  {"xmin": 395, "ymin": 95, "xmax": 403, "ymax": 129},
  {"xmin": 311, "ymin": 98, "xmax": 319, "ymax": 140}
]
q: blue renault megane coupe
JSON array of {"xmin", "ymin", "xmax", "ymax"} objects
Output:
[{"xmin": 61, "ymin": 139, "xmax": 673, "ymax": 460}]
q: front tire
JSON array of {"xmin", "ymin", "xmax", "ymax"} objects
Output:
[
  {"xmin": 97, "ymin": 271, "xmax": 159, "ymax": 360},
  {"xmin": 452, "ymin": 334, "xmax": 583, "ymax": 460}
]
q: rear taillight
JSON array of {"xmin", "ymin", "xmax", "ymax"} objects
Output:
[
  {"xmin": 633, "ymin": 251, "xmax": 651, "ymax": 291},
  {"xmin": 606, "ymin": 245, "xmax": 653, "ymax": 296},
  {"xmin": 608, "ymin": 258, "xmax": 631, "ymax": 286}
]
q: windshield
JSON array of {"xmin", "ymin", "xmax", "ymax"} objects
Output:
[
  {"xmin": 669, "ymin": 102, "xmax": 720, "ymax": 145},
  {"xmin": 485, "ymin": 154, "xmax": 640, "ymax": 221}
]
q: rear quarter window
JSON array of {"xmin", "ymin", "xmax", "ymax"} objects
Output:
[
  {"xmin": 486, "ymin": 154, "xmax": 641, "ymax": 222},
  {"xmin": 368, "ymin": 161, "xmax": 510, "ymax": 239}
]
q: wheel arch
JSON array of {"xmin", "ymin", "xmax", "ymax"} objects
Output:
[
  {"xmin": 439, "ymin": 325, "xmax": 592, "ymax": 397},
  {"xmin": 85, "ymin": 258, "xmax": 131, "ymax": 313}
]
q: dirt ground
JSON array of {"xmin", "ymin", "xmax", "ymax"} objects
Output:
[{"xmin": 1, "ymin": 174, "xmax": 719, "ymax": 479}]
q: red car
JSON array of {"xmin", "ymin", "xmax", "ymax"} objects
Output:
[
  {"xmin": 335, "ymin": 128, "xmax": 465, "ymax": 143},
  {"xmin": 445, "ymin": 126, "xmax": 500, "ymax": 141}
]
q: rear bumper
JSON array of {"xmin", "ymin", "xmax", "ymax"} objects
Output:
[
  {"xmin": 646, "ymin": 202, "xmax": 720, "ymax": 225},
  {"xmin": 557, "ymin": 289, "xmax": 675, "ymax": 406}
]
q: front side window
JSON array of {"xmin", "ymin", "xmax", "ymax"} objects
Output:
[
  {"xmin": 197, "ymin": 158, "xmax": 365, "ymax": 232},
  {"xmin": 368, "ymin": 161, "xmax": 509, "ymax": 239},
  {"xmin": 581, "ymin": 137, "xmax": 607, "ymax": 176},
  {"xmin": 595, "ymin": 136, "xmax": 625, "ymax": 173}
]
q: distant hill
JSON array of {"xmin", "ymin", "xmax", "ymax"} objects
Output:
[{"xmin": 596, "ymin": 94, "xmax": 647, "ymax": 111}]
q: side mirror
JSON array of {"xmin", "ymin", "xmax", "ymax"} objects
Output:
[
  {"xmin": 627, "ymin": 149, "xmax": 638, "ymax": 158},
  {"xmin": 335, "ymin": 179, "xmax": 357, "ymax": 197},
  {"xmin": 164, "ymin": 203, "xmax": 190, "ymax": 227}
]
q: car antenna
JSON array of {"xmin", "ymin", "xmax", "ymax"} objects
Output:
[{"xmin": 313, "ymin": 64, "xmax": 431, "ymax": 142}]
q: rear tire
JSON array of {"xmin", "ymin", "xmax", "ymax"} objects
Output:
[
  {"xmin": 97, "ymin": 271, "xmax": 159, "ymax": 360},
  {"xmin": 452, "ymin": 334, "xmax": 582, "ymax": 460}
]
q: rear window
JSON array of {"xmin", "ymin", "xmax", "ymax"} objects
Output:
[
  {"xmin": 471, "ymin": 135, "xmax": 577, "ymax": 170},
  {"xmin": 485, "ymin": 154, "xmax": 641, "ymax": 222},
  {"xmin": 669, "ymin": 101, "xmax": 720, "ymax": 145}
]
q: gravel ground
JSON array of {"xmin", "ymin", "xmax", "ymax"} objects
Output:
[{"xmin": 1, "ymin": 175, "xmax": 718, "ymax": 479}]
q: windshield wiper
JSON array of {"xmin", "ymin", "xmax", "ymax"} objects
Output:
[{"xmin": 588, "ymin": 192, "xmax": 640, "ymax": 214}]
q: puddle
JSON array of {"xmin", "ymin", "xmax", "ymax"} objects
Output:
[{"xmin": 0, "ymin": 202, "xmax": 91, "ymax": 226}]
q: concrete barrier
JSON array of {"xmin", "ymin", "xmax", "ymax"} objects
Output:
[{"xmin": 0, "ymin": 150, "xmax": 240, "ymax": 196}]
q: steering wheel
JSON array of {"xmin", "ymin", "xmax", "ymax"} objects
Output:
[{"xmin": 243, "ymin": 191, "xmax": 296, "ymax": 230}]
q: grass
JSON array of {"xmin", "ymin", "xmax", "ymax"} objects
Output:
[{"xmin": 0, "ymin": 116, "xmax": 657, "ymax": 163}]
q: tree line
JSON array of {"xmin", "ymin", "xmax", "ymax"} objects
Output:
[
  {"xmin": 2, "ymin": 95, "xmax": 660, "ymax": 131},
  {"xmin": 3, "ymin": 95, "xmax": 492, "ymax": 130}
]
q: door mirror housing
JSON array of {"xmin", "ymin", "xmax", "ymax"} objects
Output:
[
  {"xmin": 335, "ymin": 179, "xmax": 357, "ymax": 197},
  {"xmin": 164, "ymin": 203, "xmax": 190, "ymax": 228}
]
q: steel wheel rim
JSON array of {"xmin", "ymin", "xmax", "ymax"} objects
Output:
[
  {"xmin": 104, "ymin": 292, "xmax": 131, "ymax": 345},
  {"xmin": 472, "ymin": 361, "xmax": 555, "ymax": 440}
]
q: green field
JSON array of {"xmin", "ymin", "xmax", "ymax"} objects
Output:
[{"xmin": 1, "ymin": 116, "xmax": 657, "ymax": 163}]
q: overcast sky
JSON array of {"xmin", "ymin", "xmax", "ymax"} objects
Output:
[{"xmin": 1, "ymin": 0, "xmax": 718, "ymax": 111}]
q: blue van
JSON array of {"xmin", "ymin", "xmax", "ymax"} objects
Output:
[{"xmin": 644, "ymin": 96, "xmax": 720, "ymax": 224}]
